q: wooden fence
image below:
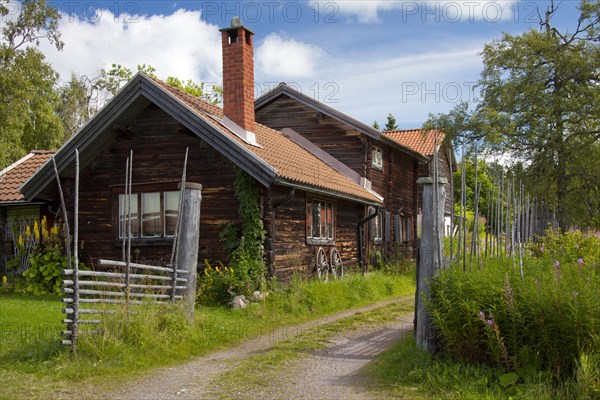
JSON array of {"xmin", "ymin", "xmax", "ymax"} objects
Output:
[
  {"xmin": 60, "ymin": 259, "xmax": 189, "ymax": 346},
  {"xmin": 57, "ymin": 148, "xmax": 200, "ymax": 348}
]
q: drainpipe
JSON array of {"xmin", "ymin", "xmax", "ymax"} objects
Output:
[
  {"xmin": 267, "ymin": 187, "xmax": 295, "ymax": 276},
  {"xmin": 358, "ymin": 207, "xmax": 380, "ymax": 275}
]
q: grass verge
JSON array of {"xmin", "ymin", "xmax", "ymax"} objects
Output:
[
  {"xmin": 0, "ymin": 271, "xmax": 414, "ymax": 400},
  {"xmin": 365, "ymin": 335, "xmax": 599, "ymax": 400}
]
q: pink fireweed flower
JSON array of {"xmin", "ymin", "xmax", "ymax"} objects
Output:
[
  {"xmin": 486, "ymin": 319, "xmax": 494, "ymax": 326},
  {"xmin": 540, "ymin": 243, "xmax": 545, "ymax": 252},
  {"xmin": 577, "ymin": 258, "xmax": 584, "ymax": 265},
  {"xmin": 478, "ymin": 311, "xmax": 485, "ymax": 320},
  {"xmin": 554, "ymin": 261, "xmax": 560, "ymax": 268}
]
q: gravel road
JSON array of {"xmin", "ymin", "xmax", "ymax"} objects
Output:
[{"xmin": 87, "ymin": 296, "xmax": 413, "ymax": 400}]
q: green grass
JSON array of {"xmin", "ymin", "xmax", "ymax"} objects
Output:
[
  {"xmin": 211, "ymin": 300, "xmax": 414, "ymax": 399},
  {"xmin": 0, "ymin": 271, "xmax": 415, "ymax": 400},
  {"xmin": 365, "ymin": 336, "xmax": 567, "ymax": 400}
]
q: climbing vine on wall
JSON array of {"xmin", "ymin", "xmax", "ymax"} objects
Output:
[{"xmin": 211, "ymin": 168, "xmax": 267, "ymax": 300}]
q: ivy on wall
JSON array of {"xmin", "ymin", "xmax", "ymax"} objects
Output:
[{"xmin": 213, "ymin": 168, "xmax": 267, "ymax": 299}]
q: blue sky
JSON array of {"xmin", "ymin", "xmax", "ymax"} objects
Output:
[{"xmin": 21, "ymin": 0, "xmax": 584, "ymax": 128}]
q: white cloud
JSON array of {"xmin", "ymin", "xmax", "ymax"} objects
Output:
[
  {"xmin": 311, "ymin": 0, "xmax": 518, "ymax": 24},
  {"xmin": 256, "ymin": 33, "xmax": 323, "ymax": 80},
  {"xmin": 39, "ymin": 9, "xmax": 222, "ymax": 85},
  {"xmin": 279, "ymin": 42, "xmax": 484, "ymax": 128}
]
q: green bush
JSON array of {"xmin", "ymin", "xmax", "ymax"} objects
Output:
[
  {"xmin": 10, "ymin": 216, "xmax": 83, "ymax": 296},
  {"xmin": 430, "ymin": 229, "xmax": 600, "ymax": 384},
  {"xmin": 198, "ymin": 260, "xmax": 245, "ymax": 305}
]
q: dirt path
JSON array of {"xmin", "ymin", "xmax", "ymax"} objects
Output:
[
  {"xmin": 272, "ymin": 314, "xmax": 413, "ymax": 399},
  {"xmin": 93, "ymin": 296, "xmax": 413, "ymax": 400},
  {"xmin": 220, "ymin": 312, "xmax": 414, "ymax": 400}
]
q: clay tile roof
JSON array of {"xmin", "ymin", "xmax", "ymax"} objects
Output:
[
  {"xmin": 383, "ymin": 129, "xmax": 445, "ymax": 158},
  {"xmin": 0, "ymin": 151, "xmax": 54, "ymax": 203},
  {"xmin": 154, "ymin": 80, "xmax": 382, "ymax": 204}
]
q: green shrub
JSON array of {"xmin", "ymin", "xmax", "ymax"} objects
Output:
[
  {"xmin": 10, "ymin": 216, "xmax": 84, "ymax": 296},
  {"xmin": 430, "ymin": 230, "xmax": 600, "ymax": 382},
  {"xmin": 198, "ymin": 260, "xmax": 244, "ymax": 305}
]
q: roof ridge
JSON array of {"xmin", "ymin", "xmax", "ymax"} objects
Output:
[{"xmin": 0, "ymin": 152, "xmax": 35, "ymax": 176}]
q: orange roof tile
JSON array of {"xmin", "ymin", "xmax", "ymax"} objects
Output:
[
  {"xmin": 383, "ymin": 129, "xmax": 445, "ymax": 158},
  {"xmin": 0, "ymin": 151, "xmax": 54, "ymax": 203},
  {"xmin": 155, "ymin": 80, "xmax": 382, "ymax": 204}
]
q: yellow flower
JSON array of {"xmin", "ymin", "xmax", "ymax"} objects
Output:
[
  {"xmin": 2, "ymin": 276, "xmax": 7, "ymax": 285},
  {"xmin": 18, "ymin": 235, "xmax": 24, "ymax": 248},
  {"xmin": 33, "ymin": 220, "xmax": 40, "ymax": 241},
  {"xmin": 215, "ymin": 266, "xmax": 220, "ymax": 274},
  {"xmin": 41, "ymin": 217, "xmax": 49, "ymax": 242},
  {"xmin": 25, "ymin": 225, "xmax": 31, "ymax": 237}
]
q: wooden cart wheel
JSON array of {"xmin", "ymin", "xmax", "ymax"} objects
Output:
[
  {"xmin": 330, "ymin": 248, "xmax": 343, "ymax": 279},
  {"xmin": 315, "ymin": 247, "xmax": 329, "ymax": 282}
]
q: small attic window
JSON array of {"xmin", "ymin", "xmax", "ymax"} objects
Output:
[
  {"xmin": 228, "ymin": 30, "xmax": 238, "ymax": 44},
  {"xmin": 372, "ymin": 146, "xmax": 383, "ymax": 170},
  {"xmin": 245, "ymin": 32, "xmax": 251, "ymax": 45}
]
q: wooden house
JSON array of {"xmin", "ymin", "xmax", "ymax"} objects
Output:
[
  {"xmin": 255, "ymin": 84, "xmax": 429, "ymax": 262},
  {"xmin": 383, "ymin": 129, "xmax": 457, "ymax": 236},
  {"xmin": 0, "ymin": 151, "xmax": 55, "ymax": 274},
  {"xmin": 20, "ymin": 22, "xmax": 388, "ymax": 280}
]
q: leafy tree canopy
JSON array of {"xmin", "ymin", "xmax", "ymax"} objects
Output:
[
  {"xmin": 0, "ymin": 0, "xmax": 64, "ymax": 169},
  {"xmin": 425, "ymin": 0, "xmax": 600, "ymax": 229}
]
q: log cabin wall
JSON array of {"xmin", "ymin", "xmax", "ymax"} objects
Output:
[
  {"xmin": 67, "ymin": 104, "xmax": 241, "ymax": 268},
  {"xmin": 367, "ymin": 141, "xmax": 419, "ymax": 259},
  {"xmin": 267, "ymin": 186, "xmax": 363, "ymax": 281},
  {"xmin": 255, "ymin": 97, "xmax": 365, "ymax": 175}
]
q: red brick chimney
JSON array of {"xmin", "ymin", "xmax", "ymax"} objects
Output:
[{"xmin": 220, "ymin": 17, "xmax": 255, "ymax": 133}]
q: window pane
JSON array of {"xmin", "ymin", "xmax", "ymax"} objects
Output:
[
  {"xmin": 164, "ymin": 191, "xmax": 179, "ymax": 237},
  {"xmin": 119, "ymin": 194, "xmax": 138, "ymax": 238},
  {"xmin": 141, "ymin": 192, "xmax": 161, "ymax": 238},
  {"xmin": 319, "ymin": 201, "xmax": 326, "ymax": 238},
  {"xmin": 307, "ymin": 201, "xmax": 313, "ymax": 238},
  {"xmin": 404, "ymin": 217, "xmax": 412, "ymax": 241},
  {"xmin": 326, "ymin": 203, "xmax": 333, "ymax": 239},
  {"xmin": 312, "ymin": 201, "xmax": 321, "ymax": 238}
]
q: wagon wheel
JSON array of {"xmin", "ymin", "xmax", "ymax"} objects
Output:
[
  {"xmin": 330, "ymin": 248, "xmax": 343, "ymax": 279},
  {"xmin": 315, "ymin": 247, "xmax": 329, "ymax": 282}
]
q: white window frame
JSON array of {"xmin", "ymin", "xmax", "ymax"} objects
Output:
[
  {"xmin": 372, "ymin": 146, "xmax": 383, "ymax": 170},
  {"xmin": 118, "ymin": 190, "xmax": 179, "ymax": 240},
  {"xmin": 307, "ymin": 198, "xmax": 335, "ymax": 244}
]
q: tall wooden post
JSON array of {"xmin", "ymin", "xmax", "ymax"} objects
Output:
[
  {"xmin": 176, "ymin": 183, "xmax": 202, "ymax": 324},
  {"xmin": 415, "ymin": 177, "xmax": 446, "ymax": 352}
]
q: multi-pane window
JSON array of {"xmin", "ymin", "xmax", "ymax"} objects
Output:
[
  {"xmin": 394, "ymin": 214, "xmax": 413, "ymax": 243},
  {"xmin": 373, "ymin": 212, "xmax": 384, "ymax": 242},
  {"xmin": 372, "ymin": 146, "xmax": 383, "ymax": 170},
  {"xmin": 307, "ymin": 199, "xmax": 334, "ymax": 242},
  {"xmin": 118, "ymin": 191, "xmax": 179, "ymax": 239},
  {"xmin": 403, "ymin": 215, "xmax": 413, "ymax": 242}
]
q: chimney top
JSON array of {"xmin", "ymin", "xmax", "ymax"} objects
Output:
[{"xmin": 219, "ymin": 16, "xmax": 255, "ymax": 34}]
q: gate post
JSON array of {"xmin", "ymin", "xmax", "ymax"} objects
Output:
[
  {"xmin": 415, "ymin": 177, "xmax": 446, "ymax": 352},
  {"xmin": 177, "ymin": 183, "xmax": 202, "ymax": 324}
]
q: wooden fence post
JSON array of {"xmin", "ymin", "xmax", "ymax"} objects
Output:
[
  {"xmin": 176, "ymin": 183, "xmax": 202, "ymax": 324},
  {"xmin": 415, "ymin": 177, "xmax": 446, "ymax": 352}
]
